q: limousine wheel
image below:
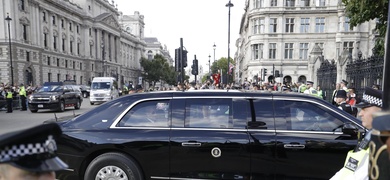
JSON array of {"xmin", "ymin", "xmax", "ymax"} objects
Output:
[{"xmin": 84, "ymin": 153, "xmax": 143, "ymax": 180}]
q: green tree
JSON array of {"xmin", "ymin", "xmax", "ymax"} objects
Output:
[
  {"xmin": 210, "ymin": 57, "xmax": 235, "ymax": 84},
  {"xmin": 342, "ymin": 0, "xmax": 388, "ymax": 55},
  {"xmin": 140, "ymin": 54, "xmax": 177, "ymax": 88}
]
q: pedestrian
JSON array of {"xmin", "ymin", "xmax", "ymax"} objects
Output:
[
  {"xmin": 303, "ymin": 81, "xmax": 318, "ymax": 95},
  {"xmin": 330, "ymin": 86, "xmax": 383, "ymax": 179},
  {"xmin": 334, "ymin": 89, "xmax": 357, "ymax": 117},
  {"xmin": 332, "ymin": 83, "xmax": 341, "ymax": 105},
  {"xmin": 19, "ymin": 83, "xmax": 27, "ymax": 111},
  {"xmin": 4, "ymin": 86, "xmax": 13, "ymax": 113},
  {"xmin": 0, "ymin": 123, "xmax": 68, "ymax": 180},
  {"xmin": 340, "ymin": 80, "xmax": 349, "ymax": 92},
  {"xmin": 316, "ymin": 85, "xmax": 325, "ymax": 100}
]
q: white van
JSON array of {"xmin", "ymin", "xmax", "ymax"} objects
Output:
[{"xmin": 89, "ymin": 77, "xmax": 119, "ymax": 105}]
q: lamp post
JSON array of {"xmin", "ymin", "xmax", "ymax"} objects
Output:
[
  {"xmin": 101, "ymin": 43, "xmax": 105, "ymax": 76},
  {"xmin": 208, "ymin": 54, "xmax": 211, "ymax": 73},
  {"xmin": 213, "ymin": 43, "xmax": 216, "ymax": 63},
  {"xmin": 226, "ymin": 0, "xmax": 233, "ymax": 85},
  {"xmin": 5, "ymin": 13, "xmax": 14, "ymax": 86}
]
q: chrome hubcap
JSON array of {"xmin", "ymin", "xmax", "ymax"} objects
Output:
[{"xmin": 95, "ymin": 166, "xmax": 128, "ymax": 180}]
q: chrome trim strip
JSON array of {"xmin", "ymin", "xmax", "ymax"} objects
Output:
[{"xmin": 276, "ymin": 130, "xmax": 343, "ymax": 135}]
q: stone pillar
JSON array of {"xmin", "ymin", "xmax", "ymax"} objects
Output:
[
  {"xmin": 338, "ymin": 49, "xmax": 350, "ymax": 83},
  {"xmin": 308, "ymin": 44, "xmax": 323, "ymax": 84}
]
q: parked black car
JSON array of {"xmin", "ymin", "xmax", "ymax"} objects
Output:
[
  {"xmin": 28, "ymin": 82, "xmax": 83, "ymax": 112},
  {"xmin": 55, "ymin": 90, "xmax": 366, "ymax": 180},
  {"xmin": 75, "ymin": 85, "xmax": 90, "ymax": 98}
]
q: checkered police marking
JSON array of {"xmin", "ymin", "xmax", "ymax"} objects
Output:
[
  {"xmin": 362, "ymin": 93, "xmax": 382, "ymax": 107},
  {"xmin": 0, "ymin": 135, "xmax": 56, "ymax": 162}
]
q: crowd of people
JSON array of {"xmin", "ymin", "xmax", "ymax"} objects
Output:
[{"xmin": 0, "ymin": 83, "xmax": 39, "ymax": 113}]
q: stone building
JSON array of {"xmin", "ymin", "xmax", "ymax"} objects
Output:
[
  {"xmin": 235, "ymin": 0, "xmax": 377, "ymax": 86},
  {"xmin": 143, "ymin": 37, "xmax": 173, "ymax": 66},
  {"xmin": 0, "ymin": 0, "xmax": 146, "ymax": 87}
]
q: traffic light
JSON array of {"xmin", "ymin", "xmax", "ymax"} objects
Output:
[
  {"xmin": 263, "ymin": 68, "xmax": 267, "ymax": 77},
  {"xmin": 182, "ymin": 50, "xmax": 188, "ymax": 68},
  {"xmin": 191, "ymin": 59, "xmax": 198, "ymax": 75},
  {"xmin": 275, "ymin": 70, "xmax": 280, "ymax": 77},
  {"xmin": 175, "ymin": 48, "xmax": 181, "ymax": 72}
]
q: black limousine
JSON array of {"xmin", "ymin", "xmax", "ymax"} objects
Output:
[{"xmin": 55, "ymin": 90, "xmax": 366, "ymax": 180}]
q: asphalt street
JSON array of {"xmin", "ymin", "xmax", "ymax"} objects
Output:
[{"xmin": 0, "ymin": 98, "xmax": 95, "ymax": 134}]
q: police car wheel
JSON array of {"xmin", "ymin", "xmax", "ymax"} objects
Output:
[{"xmin": 84, "ymin": 152, "xmax": 143, "ymax": 180}]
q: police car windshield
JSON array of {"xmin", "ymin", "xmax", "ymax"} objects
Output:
[
  {"xmin": 38, "ymin": 85, "xmax": 63, "ymax": 92},
  {"xmin": 91, "ymin": 82, "xmax": 110, "ymax": 90}
]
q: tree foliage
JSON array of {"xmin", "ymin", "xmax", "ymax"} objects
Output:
[
  {"xmin": 140, "ymin": 54, "xmax": 178, "ymax": 87},
  {"xmin": 210, "ymin": 57, "xmax": 235, "ymax": 84},
  {"xmin": 342, "ymin": 0, "xmax": 388, "ymax": 55}
]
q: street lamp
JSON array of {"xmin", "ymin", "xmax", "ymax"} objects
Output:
[
  {"xmin": 101, "ymin": 43, "xmax": 105, "ymax": 76},
  {"xmin": 5, "ymin": 13, "xmax": 14, "ymax": 86},
  {"xmin": 226, "ymin": 0, "xmax": 233, "ymax": 85},
  {"xmin": 213, "ymin": 43, "xmax": 216, "ymax": 63},
  {"xmin": 208, "ymin": 54, "xmax": 211, "ymax": 73}
]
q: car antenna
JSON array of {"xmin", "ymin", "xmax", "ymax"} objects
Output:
[{"xmin": 54, "ymin": 113, "xmax": 58, "ymax": 122}]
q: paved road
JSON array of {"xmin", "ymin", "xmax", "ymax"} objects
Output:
[{"xmin": 0, "ymin": 98, "xmax": 96, "ymax": 134}]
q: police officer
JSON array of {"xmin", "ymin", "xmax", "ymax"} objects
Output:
[
  {"xmin": 5, "ymin": 86, "xmax": 13, "ymax": 113},
  {"xmin": 331, "ymin": 86, "xmax": 383, "ymax": 179},
  {"xmin": 335, "ymin": 89, "xmax": 357, "ymax": 116},
  {"xmin": 0, "ymin": 123, "xmax": 68, "ymax": 180},
  {"xmin": 303, "ymin": 81, "xmax": 318, "ymax": 96},
  {"xmin": 19, "ymin": 83, "xmax": 27, "ymax": 111}
]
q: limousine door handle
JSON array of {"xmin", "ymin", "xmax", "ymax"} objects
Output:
[
  {"xmin": 181, "ymin": 142, "xmax": 202, "ymax": 147},
  {"xmin": 284, "ymin": 144, "xmax": 305, "ymax": 149}
]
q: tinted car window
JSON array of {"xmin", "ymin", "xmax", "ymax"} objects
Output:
[
  {"xmin": 275, "ymin": 100, "xmax": 344, "ymax": 131},
  {"xmin": 118, "ymin": 100, "xmax": 170, "ymax": 127},
  {"xmin": 252, "ymin": 99, "xmax": 275, "ymax": 130}
]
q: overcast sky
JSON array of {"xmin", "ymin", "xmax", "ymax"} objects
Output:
[{"xmin": 116, "ymin": 0, "xmax": 246, "ymax": 72}]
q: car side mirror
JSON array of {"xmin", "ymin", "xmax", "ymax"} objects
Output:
[{"xmin": 341, "ymin": 122, "xmax": 359, "ymax": 136}]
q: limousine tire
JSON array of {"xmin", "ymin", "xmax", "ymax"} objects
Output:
[{"xmin": 84, "ymin": 152, "xmax": 143, "ymax": 180}]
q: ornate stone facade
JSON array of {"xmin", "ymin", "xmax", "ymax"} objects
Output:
[{"xmin": 0, "ymin": 0, "xmax": 146, "ymax": 87}]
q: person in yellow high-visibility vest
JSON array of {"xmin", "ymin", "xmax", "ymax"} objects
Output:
[
  {"xmin": 330, "ymin": 86, "xmax": 382, "ymax": 180},
  {"xmin": 5, "ymin": 86, "xmax": 13, "ymax": 113},
  {"xmin": 19, "ymin": 83, "xmax": 27, "ymax": 111}
]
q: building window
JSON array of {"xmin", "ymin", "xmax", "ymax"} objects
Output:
[
  {"xmin": 92, "ymin": 64, "xmax": 94, "ymax": 71},
  {"xmin": 57, "ymin": 73, "xmax": 60, "ymax": 82},
  {"xmin": 69, "ymin": 22, "xmax": 72, "ymax": 31},
  {"xmin": 62, "ymin": 38, "xmax": 66, "ymax": 52},
  {"xmin": 77, "ymin": 25, "xmax": 79, "ymax": 34},
  {"xmin": 48, "ymin": 73, "xmax": 52, "ymax": 82},
  {"xmin": 315, "ymin": 42, "xmax": 324, "ymax": 50},
  {"xmin": 344, "ymin": 17, "xmax": 350, "ymax": 32},
  {"xmin": 65, "ymin": 60, "xmax": 68, "ymax": 68},
  {"xmin": 22, "ymin": 25, "xmax": 27, "ymax": 41},
  {"xmin": 299, "ymin": 43, "xmax": 309, "ymax": 59},
  {"xmin": 301, "ymin": 0, "xmax": 310, "ymax": 7},
  {"xmin": 284, "ymin": 43, "xmax": 294, "ymax": 59},
  {"xmin": 147, "ymin": 50, "xmax": 153, "ymax": 60},
  {"xmin": 90, "ymin": 44, "xmax": 93, "ymax": 57},
  {"xmin": 271, "ymin": 0, "xmax": 277, "ymax": 6},
  {"xmin": 269, "ymin": 43, "xmax": 276, "ymax": 59},
  {"xmin": 47, "ymin": 56, "xmax": 51, "ymax": 65},
  {"xmin": 52, "ymin": 16, "xmax": 56, "ymax": 25},
  {"xmin": 61, "ymin": 19, "xmax": 64, "ymax": 28},
  {"xmin": 53, "ymin": 36, "xmax": 57, "ymax": 50},
  {"xmin": 42, "ymin": 12, "xmax": 46, "ymax": 22},
  {"xmin": 26, "ymin": 51, "xmax": 30, "ymax": 62},
  {"xmin": 80, "ymin": 63, "xmax": 83, "ymax": 70},
  {"xmin": 269, "ymin": 18, "xmax": 277, "ymax": 33},
  {"xmin": 73, "ymin": 61, "xmax": 76, "ymax": 69},
  {"xmin": 253, "ymin": 18, "xmax": 264, "ymax": 34},
  {"xmin": 286, "ymin": 0, "xmax": 295, "ymax": 7},
  {"xmin": 89, "ymin": 28, "xmax": 92, "ymax": 36},
  {"xmin": 315, "ymin": 17, "xmax": 325, "ymax": 33},
  {"xmin": 252, "ymin": 44, "xmax": 264, "ymax": 60},
  {"xmin": 254, "ymin": 0, "xmax": 264, "ymax": 8},
  {"xmin": 316, "ymin": 0, "xmax": 326, "ymax": 6},
  {"xmin": 57, "ymin": 58, "xmax": 60, "ymax": 67},
  {"xmin": 285, "ymin": 18, "xmax": 294, "ymax": 33},
  {"xmin": 70, "ymin": 41, "xmax": 73, "ymax": 54},
  {"xmin": 20, "ymin": 0, "xmax": 25, "ymax": 11},
  {"xmin": 44, "ymin": 33, "xmax": 48, "ymax": 48},
  {"xmin": 343, "ymin": 42, "xmax": 353, "ymax": 55},
  {"xmin": 300, "ymin": 18, "xmax": 310, "ymax": 33},
  {"xmin": 77, "ymin": 42, "xmax": 80, "ymax": 55}
]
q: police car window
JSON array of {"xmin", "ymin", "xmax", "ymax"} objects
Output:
[
  {"xmin": 279, "ymin": 100, "xmax": 343, "ymax": 131},
  {"xmin": 185, "ymin": 98, "xmax": 235, "ymax": 129},
  {"xmin": 118, "ymin": 100, "xmax": 170, "ymax": 127}
]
